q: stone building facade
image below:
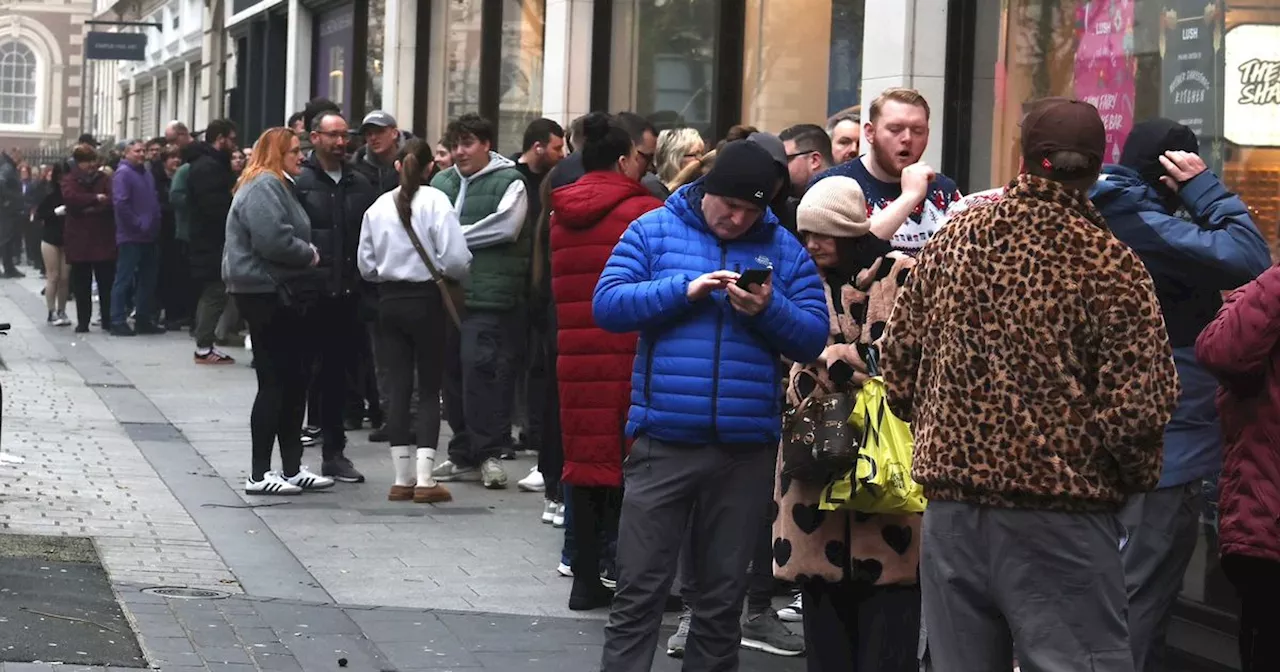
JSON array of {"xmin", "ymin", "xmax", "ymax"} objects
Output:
[{"xmin": 0, "ymin": 0, "xmax": 94, "ymax": 152}]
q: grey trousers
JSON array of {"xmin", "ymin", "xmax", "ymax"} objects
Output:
[
  {"xmin": 194, "ymin": 280, "xmax": 230, "ymax": 349},
  {"xmin": 919, "ymin": 501, "xmax": 1133, "ymax": 672},
  {"xmin": 1118, "ymin": 482, "xmax": 1202, "ymax": 672},
  {"xmin": 601, "ymin": 436, "xmax": 774, "ymax": 672}
]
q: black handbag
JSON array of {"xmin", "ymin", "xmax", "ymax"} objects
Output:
[
  {"xmin": 271, "ymin": 270, "xmax": 324, "ymax": 316},
  {"xmin": 781, "ymin": 380, "xmax": 857, "ymax": 483}
]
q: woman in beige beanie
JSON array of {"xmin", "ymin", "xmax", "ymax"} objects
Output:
[{"xmin": 773, "ymin": 174, "xmax": 922, "ymax": 670}]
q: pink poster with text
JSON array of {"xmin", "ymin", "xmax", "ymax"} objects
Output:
[{"xmin": 1074, "ymin": 0, "xmax": 1137, "ymax": 165}]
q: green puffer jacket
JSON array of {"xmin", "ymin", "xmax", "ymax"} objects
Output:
[{"xmin": 431, "ymin": 153, "xmax": 531, "ymax": 311}]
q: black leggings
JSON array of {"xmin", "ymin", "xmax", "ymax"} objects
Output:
[
  {"xmin": 236, "ymin": 293, "xmax": 312, "ymax": 480},
  {"xmin": 1224, "ymin": 554, "xmax": 1280, "ymax": 672},
  {"xmin": 69, "ymin": 260, "xmax": 115, "ymax": 329},
  {"xmin": 376, "ymin": 283, "xmax": 447, "ymax": 448}
]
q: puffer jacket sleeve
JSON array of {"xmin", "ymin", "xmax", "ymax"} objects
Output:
[
  {"xmin": 1145, "ymin": 172, "xmax": 1271, "ymax": 290},
  {"xmin": 744, "ymin": 236, "xmax": 827, "ymax": 363},
  {"xmin": 592, "ymin": 216, "xmax": 695, "ymax": 334},
  {"xmin": 1197, "ymin": 264, "xmax": 1280, "ymax": 388}
]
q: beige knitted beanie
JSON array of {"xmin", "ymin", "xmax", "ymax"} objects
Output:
[{"xmin": 796, "ymin": 175, "xmax": 870, "ymax": 238}]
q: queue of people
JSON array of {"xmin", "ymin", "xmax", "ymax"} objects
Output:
[{"xmin": 6, "ymin": 82, "xmax": 1277, "ymax": 672}]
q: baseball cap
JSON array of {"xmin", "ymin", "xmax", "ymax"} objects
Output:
[
  {"xmin": 360, "ymin": 110, "xmax": 397, "ymax": 132},
  {"xmin": 1020, "ymin": 97, "xmax": 1106, "ymax": 175},
  {"xmin": 702, "ymin": 140, "xmax": 780, "ymax": 211}
]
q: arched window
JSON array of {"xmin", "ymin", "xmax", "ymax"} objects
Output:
[{"xmin": 0, "ymin": 41, "xmax": 37, "ymax": 127}]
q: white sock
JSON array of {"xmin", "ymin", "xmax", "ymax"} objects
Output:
[
  {"xmin": 390, "ymin": 446, "xmax": 413, "ymax": 486},
  {"xmin": 417, "ymin": 448, "xmax": 437, "ymax": 487}
]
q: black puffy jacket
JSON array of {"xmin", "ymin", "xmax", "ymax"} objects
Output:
[
  {"xmin": 293, "ymin": 154, "xmax": 377, "ymax": 296},
  {"xmin": 184, "ymin": 143, "xmax": 234, "ymax": 282}
]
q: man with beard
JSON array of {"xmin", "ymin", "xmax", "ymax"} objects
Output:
[
  {"xmin": 186, "ymin": 119, "xmax": 240, "ymax": 362},
  {"xmin": 295, "ymin": 110, "xmax": 379, "ymax": 484},
  {"xmin": 810, "ymin": 88, "xmax": 961, "ymax": 255}
]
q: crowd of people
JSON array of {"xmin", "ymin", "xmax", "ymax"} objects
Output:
[{"xmin": 2, "ymin": 84, "xmax": 1278, "ymax": 672}]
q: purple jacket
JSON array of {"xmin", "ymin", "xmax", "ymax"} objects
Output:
[{"xmin": 112, "ymin": 161, "xmax": 161, "ymax": 244}]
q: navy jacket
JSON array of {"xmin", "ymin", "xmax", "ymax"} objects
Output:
[
  {"xmin": 1091, "ymin": 165, "xmax": 1271, "ymax": 487},
  {"xmin": 592, "ymin": 181, "xmax": 828, "ymax": 445}
]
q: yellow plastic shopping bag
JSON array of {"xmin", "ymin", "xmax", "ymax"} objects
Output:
[{"xmin": 819, "ymin": 377, "xmax": 927, "ymax": 514}]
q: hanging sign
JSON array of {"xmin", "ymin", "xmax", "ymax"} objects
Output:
[{"xmin": 1223, "ymin": 24, "xmax": 1280, "ymax": 147}]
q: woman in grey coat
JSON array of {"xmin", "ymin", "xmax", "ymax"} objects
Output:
[{"xmin": 223, "ymin": 127, "xmax": 331, "ymax": 496}]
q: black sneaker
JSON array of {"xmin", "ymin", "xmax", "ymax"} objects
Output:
[
  {"xmin": 343, "ymin": 417, "xmax": 363, "ymax": 431},
  {"xmin": 322, "ymin": 456, "xmax": 365, "ymax": 483},
  {"xmin": 369, "ymin": 424, "xmax": 389, "ymax": 443},
  {"xmin": 3, "ymin": 268, "xmax": 25, "ymax": 279},
  {"xmin": 136, "ymin": 322, "xmax": 166, "ymax": 335},
  {"xmin": 110, "ymin": 323, "xmax": 136, "ymax": 337}
]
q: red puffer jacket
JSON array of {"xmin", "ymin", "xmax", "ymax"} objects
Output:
[
  {"xmin": 550, "ymin": 171, "xmax": 662, "ymax": 487},
  {"xmin": 1196, "ymin": 264, "xmax": 1280, "ymax": 565}
]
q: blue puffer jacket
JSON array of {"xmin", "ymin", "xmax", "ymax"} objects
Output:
[
  {"xmin": 1090, "ymin": 165, "xmax": 1271, "ymax": 487},
  {"xmin": 593, "ymin": 181, "xmax": 828, "ymax": 446}
]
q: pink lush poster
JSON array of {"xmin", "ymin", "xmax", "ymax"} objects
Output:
[{"xmin": 1074, "ymin": 0, "xmax": 1137, "ymax": 165}]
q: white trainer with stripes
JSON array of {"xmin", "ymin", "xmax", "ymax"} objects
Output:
[
  {"xmin": 245, "ymin": 471, "xmax": 303, "ymax": 495},
  {"xmin": 285, "ymin": 465, "xmax": 335, "ymax": 490}
]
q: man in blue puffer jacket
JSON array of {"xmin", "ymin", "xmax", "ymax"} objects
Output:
[
  {"xmin": 1089, "ymin": 118, "xmax": 1271, "ymax": 672},
  {"xmin": 592, "ymin": 140, "xmax": 827, "ymax": 672}
]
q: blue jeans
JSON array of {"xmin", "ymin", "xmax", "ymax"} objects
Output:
[{"xmin": 110, "ymin": 242, "xmax": 159, "ymax": 327}]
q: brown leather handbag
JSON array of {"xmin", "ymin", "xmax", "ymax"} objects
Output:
[{"xmin": 781, "ymin": 380, "xmax": 857, "ymax": 483}]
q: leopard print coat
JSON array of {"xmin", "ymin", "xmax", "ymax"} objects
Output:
[
  {"xmin": 772, "ymin": 248, "xmax": 921, "ymax": 586},
  {"xmin": 881, "ymin": 174, "xmax": 1180, "ymax": 512}
]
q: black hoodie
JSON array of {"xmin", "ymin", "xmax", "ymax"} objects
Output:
[{"xmin": 184, "ymin": 142, "xmax": 235, "ymax": 282}]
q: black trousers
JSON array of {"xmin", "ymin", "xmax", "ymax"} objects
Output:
[
  {"xmin": 237, "ymin": 293, "xmax": 312, "ymax": 480},
  {"xmin": 801, "ymin": 581, "xmax": 921, "ymax": 672},
  {"xmin": 533, "ymin": 302, "xmax": 563, "ymax": 500},
  {"xmin": 158, "ymin": 236, "xmax": 193, "ymax": 323},
  {"xmin": 571, "ymin": 485, "xmax": 621, "ymax": 588},
  {"xmin": 377, "ymin": 283, "xmax": 447, "ymax": 448},
  {"xmin": 1223, "ymin": 554, "xmax": 1280, "ymax": 672},
  {"xmin": 313, "ymin": 294, "xmax": 362, "ymax": 459},
  {"xmin": 23, "ymin": 217, "xmax": 42, "ymax": 272},
  {"xmin": 69, "ymin": 260, "xmax": 115, "ymax": 329}
]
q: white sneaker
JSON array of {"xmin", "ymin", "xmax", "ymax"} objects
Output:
[
  {"xmin": 556, "ymin": 562, "xmax": 573, "ymax": 578},
  {"xmin": 433, "ymin": 460, "xmax": 480, "ymax": 482},
  {"xmin": 285, "ymin": 465, "xmax": 334, "ymax": 490},
  {"xmin": 777, "ymin": 593, "xmax": 803, "ymax": 622},
  {"xmin": 518, "ymin": 467, "xmax": 545, "ymax": 492},
  {"xmin": 54, "ymin": 312, "xmax": 71, "ymax": 327},
  {"xmin": 480, "ymin": 457, "xmax": 508, "ymax": 490},
  {"xmin": 245, "ymin": 471, "xmax": 302, "ymax": 495},
  {"xmin": 552, "ymin": 503, "xmax": 566, "ymax": 528},
  {"xmin": 541, "ymin": 500, "xmax": 557, "ymax": 524}
]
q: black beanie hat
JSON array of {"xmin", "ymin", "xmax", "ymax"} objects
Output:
[
  {"xmin": 703, "ymin": 141, "xmax": 780, "ymax": 211},
  {"xmin": 1119, "ymin": 118, "xmax": 1199, "ymax": 188}
]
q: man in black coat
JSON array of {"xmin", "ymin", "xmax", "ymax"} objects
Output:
[
  {"xmin": 186, "ymin": 119, "xmax": 239, "ymax": 365},
  {"xmin": 293, "ymin": 110, "xmax": 378, "ymax": 484},
  {"xmin": 0, "ymin": 150, "xmax": 25, "ymax": 278}
]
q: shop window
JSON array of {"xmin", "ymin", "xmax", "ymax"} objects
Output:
[
  {"xmin": 975, "ymin": 0, "xmax": 1280, "ymax": 261},
  {"xmin": 610, "ymin": 0, "xmax": 719, "ymax": 136},
  {"xmin": 741, "ymin": 0, "xmax": 864, "ymax": 132},
  {"xmin": 444, "ymin": 0, "xmax": 483, "ymax": 127},
  {"xmin": 367, "ymin": 0, "xmax": 385, "ymax": 112},
  {"xmin": 498, "ymin": 0, "xmax": 546, "ymax": 155},
  {"xmin": 314, "ymin": 4, "xmax": 356, "ymax": 118}
]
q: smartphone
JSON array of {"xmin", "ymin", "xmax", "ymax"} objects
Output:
[{"xmin": 736, "ymin": 268, "xmax": 772, "ymax": 290}]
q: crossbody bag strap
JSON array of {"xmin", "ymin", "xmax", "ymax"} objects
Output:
[{"xmin": 396, "ymin": 204, "xmax": 463, "ymax": 329}]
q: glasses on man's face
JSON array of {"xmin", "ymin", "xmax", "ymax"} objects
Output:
[
  {"xmin": 315, "ymin": 131, "xmax": 347, "ymax": 140},
  {"xmin": 786, "ymin": 150, "xmax": 817, "ymax": 162},
  {"xmin": 637, "ymin": 150, "xmax": 655, "ymax": 172}
]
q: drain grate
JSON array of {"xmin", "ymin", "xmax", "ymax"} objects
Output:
[{"xmin": 141, "ymin": 586, "xmax": 231, "ymax": 600}]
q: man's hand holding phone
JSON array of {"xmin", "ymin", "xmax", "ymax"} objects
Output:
[{"xmin": 727, "ymin": 268, "xmax": 772, "ymax": 316}]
